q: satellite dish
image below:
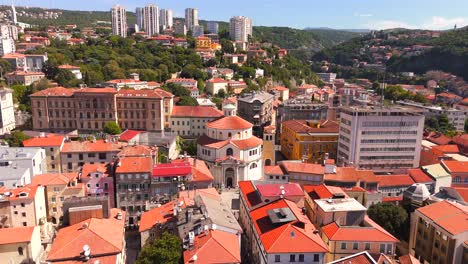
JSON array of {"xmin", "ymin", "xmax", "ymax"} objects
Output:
[{"xmin": 83, "ymin": 245, "xmax": 91, "ymax": 257}]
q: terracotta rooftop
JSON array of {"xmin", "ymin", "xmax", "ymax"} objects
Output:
[
  {"xmin": 81, "ymin": 163, "xmax": 110, "ymax": 178},
  {"xmin": 197, "ymin": 134, "xmax": 263, "ymax": 150},
  {"xmin": 417, "ymin": 201, "xmax": 468, "ymax": 235},
  {"xmin": 117, "ymin": 145, "xmax": 156, "ymax": 157},
  {"xmin": 280, "ymin": 161, "xmax": 325, "ymax": 175},
  {"xmin": 47, "ymin": 209, "xmax": 126, "ymax": 262},
  {"xmin": 31, "ymin": 173, "xmax": 78, "ymax": 186},
  {"xmin": 328, "ymin": 251, "xmax": 377, "ymax": 264},
  {"xmin": 117, "ymin": 88, "xmax": 173, "ymax": 98},
  {"xmin": 171, "ymin": 106, "xmax": 224, "ymax": 118},
  {"xmin": 441, "ymin": 160, "xmax": 468, "ymax": 173},
  {"xmin": 7, "ymin": 71, "xmax": 45, "ymax": 76},
  {"xmin": 376, "ymin": 175, "xmax": 415, "ymax": 187},
  {"xmin": 325, "ymin": 167, "xmax": 378, "ymax": 184},
  {"xmin": 61, "ymin": 140, "xmax": 125, "ymax": 153},
  {"xmin": 264, "ymin": 165, "xmax": 284, "ymax": 175},
  {"xmin": 0, "ymin": 185, "xmax": 41, "ymax": 201},
  {"xmin": 432, "ymin": 144, "xmax": 460, "ymax": 153},
  {"xmin": 206, "ymin": 116, "xmax": 253, "ymax": 130},
  {"xmin": 304, "ymin": 184, "xmax": 348, "ymax": 200},
  {"xmin": 139, "ymin": 197, "xmax": 193, "ymax": 232},
  {"xmin": 239, "ymin": 181, "xmax": 263, "ymax": 208},
  {"xmin": 408, "ymin": 168, "xmax": 434, "ymax": 183},
  {"xmin": 23, "ymin": 134, "xmax": 65, "ymax": 147},
  {"xmin": 282, "ymin": 119, "xmax": 339, "ymax": 133},
  {"xmin": 116, "ymin": 157, "xmax": 152, "ymax": 173},
  {"xmin": 30, "ymin": 87, "xmax": 77, "ymax": 97},
  {"xmin": 171, "ymin": 158, "xmax": 214, "ymax": 183},
  {"xmin": 118, "ymin": 129, "xmax": 144, "ymax": 142},
  {"xmin": 0, "ymin": 226, "xmax": 36, "ymax": 245},
  {"xmin": 153, "ymin": 162, "xmax": 192, "ymax": 177},
  {"xmin": 256, "ymin": 183, "xmax": 304, "ymax": 197},
  {"xmin": 58, "ymin": 64, "xmax": 80, "ymax": 69}
]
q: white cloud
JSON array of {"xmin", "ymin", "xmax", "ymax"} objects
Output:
[
  {"xmin": 354, "ymin": 13, "xmax": 373, "ymax": 17},
  {"xmin": 364, "ymin": 16, "xmax": 468, "ymax": 30}
]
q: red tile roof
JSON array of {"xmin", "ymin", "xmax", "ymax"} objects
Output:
[
  {"xmin": 117, "ymin": 145, "xmax": 156, "ymax": 157},
  {"xmin": 23, "ymin": 134, "xmax": 65, "ymax": 147},
  {"xmin": 172, "ymin": 158, "xmax": 214, "ymax": 182},
  {"xmin": 47, "ymin": 209, "xmax": 125, "ymax": 262},
  {"xmin": 441, "ymin": 160, "xmax": 468, "ymax": 173},
  {"xmin": 250, "ymin": 199, "xmax": 328, "ymax": 253},
  {"xmin": 325, "ymin": 167, "xmax": 378, "ymax": 184},
  {"xmin": 382, "ymin": 196, "xmax": 404, "ymax": 202},
  {"xmin": 74, "ymin": 87, "xmax": 117, "ymax": 94},
  {"xmin": 432, "ymin": 145, "xmax": 460, "ymax": 153},
  {"xmin": 116, "ymin": 157, "xmax": 152, "ymax": 173},
  {"xmin": 30, "ymin": 87, "xmax": 77, "ymax": 97},
  {"xmin": 139, "ymin": 197, "xmax": 193, "ymax": 232},
  {"xmin": 207, "ymin": 116, "xmax": 253, "ymax": 130},
  {"xmin": 453, "ymin": 187, "xmax": 468, "ymax": 202},
  {"xmin": 304, "ymin": 184, "xmax": 348, "ymax": 200},
  {"xmin": 198, "ymin": 134, "xmax": 263, "ymax": 150},
  {"xmin": 31, "ymin": 173, "xmax": 78, "ymax": 186},
  {"xmin": 272, "ymin": 86, "xmax": 289, "ymax": 91},
  {"xmin": 2, "ymin": 53, "xmax": 26, "ymax": 59},
  {"xmin": 408, "ymin": 168, "xmax": 434, "ymax": 183},
  {"xmin": 417, "ymin": 201, "xmax": 468, "ymax": 235},
  {"xmin": 264, "ymin": 165, "xmax": 284, "ymax": 175},
  {"xmin": 171, "ymin": 106, "xmax": 224, "ymax": 118},
  {"xmin": 206, "ymin": 77, "xmax": 229, "ymax": 83},
  {"xmin": 322, "ymin": 217, "xmax": 399, "ymax": 242},
  {"xmin": 0, "ymin": 226, "xmax": 36, "ymax": 245},
  {"xmin": 0, "ymin": 185, "xmax": 41, "ymax": 201},
  {"xmin": 116, "ymin": 88, "xmax": 173, "ymax": 98},
  {"xmin": 282, "ymin": 119, "xmax": 339, "ymax": 133},
  {"xmin": 118, "ymin": 129, "xmax": 144, "ymax": 142},
  {"xmin": 61, "ymin": 140, "xmax": 125, "ymax": 153},
  {"xmin": 280, "ymin": 161, "xmax": 325, "ymax": 175},
  {"xmin": 399, "ymin": 254, "xmax": 421, "ymax": 264},
  {"xmin": 7, "ymin": 71, "xmax": 45, "ymax": 76},
  {"xmin": 81, "ymin": 163, "xmax": 110, "ymax": 178},
  {"xmin": 183, "ymin": 229, "xmax": 241, "ymax": 263},
  {"xmin": 256, "ymin": 183, "xmax": 304, "ymax": 197},
  {"xmin": 152, "ymin": 162, "xmax": 192, "ymax": 177},
  {"xmin": 376, "ymin": 175, "xmax": 415, "ymax": 187}
]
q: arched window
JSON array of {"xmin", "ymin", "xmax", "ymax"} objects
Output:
[
  {"xmin": 226, "ymin": 148, "xmax": 233, "ymax": 156},
  {"xmin": 228, "ymin": 132, "xmax": 232, "ymax": 138},
  {"xmin": 18, "ymin": 247, "xmax": 23, "ymax": 256},
  {"xmin": 250, "ymin": 163, "xmax": 258, "ymax": 169}
]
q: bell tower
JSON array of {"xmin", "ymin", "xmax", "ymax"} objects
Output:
[{"xmin": 263, "ymin": 126, "xmax": 276, "ymax": 166}]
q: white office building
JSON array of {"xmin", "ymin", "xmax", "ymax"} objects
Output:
[
  {"xmin": 0, "ymin": 147, "xmax": 46, "ymax": 184},
  {"xmin": 229, "ymin": 16, "xmax": 252, "ymax": 42},
  {"xmin": 143, "ymin": 4, "xmax": 159, "ymax": 37},
  {"xmin": 185, "ymin": 8, "xmax": 199, "ymax": 32},
  {"xmin": 337, "ymin": 106, "xmax": 425, "ymax": 173},
  {"xmin": 159, "ymin": 9, "xmax": 173, "ymax": 30},
  {"xmin": 0, "ymin": 87, "xmax": 15, "ymax": 135},
  {"xmin": 0, "ymin": 37, "xmax": 15, "ymax": 56},
  {"xmin": 136, "ymin": 7, "xmax": 144, "ymax": 31},
  {"xmin": 207, "ymin": 21, "xmax": 219, "ymax": 34},
  {"xmin": 111, "ymin": 5, "xmax": 127, "ymax": 37}
]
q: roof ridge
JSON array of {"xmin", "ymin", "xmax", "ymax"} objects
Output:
[
  {"xmin": 85, "ymin": 219, "xmax": 122, "ymax": 252},
  {"xmin": 210, "ymin": 231, "xmax": 240, "ymax": 261}
]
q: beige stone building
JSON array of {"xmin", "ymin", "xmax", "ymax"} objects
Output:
[
  {"xmin": 170, "ymin": 105, "xmax": 224, "ymax": 138},
  {"xmin": 23, "ymin": 134, "xmax": 65, "ymax": 173},
  {"xmin": 0, "ymin": 226, "xmax": 42, "ymax": 264},
  {"xmin": 30, "ymin": 87, "xmax": 174, "ymax": 133},
  {"xmin": 31, "ymin": 173, "xmax": 85, "ymax": 225},
  {"xmin": 6, "ymin": 71, "xmax": 45, "ymax": 86}
]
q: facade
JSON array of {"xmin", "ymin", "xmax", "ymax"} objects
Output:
[
  {"xmin": 159, "ymin": 9, "xmax": 173, "ymax": 30},
  {"xmin": 47, "ymin": 209, "xmax": 126, "ymax": 264},
  {"xmin": 80, "ymin": 163, "xmax": 115, "ymax": 207},
  {"xmin": 30, "ymin": 87, "xmax": 174, "ymax": 133},
  {"xmin": 409, "ymin": 201, "xmax": 467, "ymax": 264},
  {"xmin": 60, "ymin": 139, "xmax": 126, "ymax": 172},
  {"xmin": 229, "ymin": 16, "xmax": 253, "ymax": 42},
  {"xmin": 207, "ymin": 21, "xmax": 219, "ymax": 34},
  {"xmin": 6, "ymin": 71, "xmax": 45, "ymax": 86},
  {"xmin": 185, "ymin": 8, "xmax": 199, "ymax": 32},
  {"xmin": 111, "ymin": 5, "xmax": 127, "ymax": 37},
  {"xmin": 281, "ymin": 120, "xmax": 339, "ymax": 164},
  {"xmin": 0, "ymin": 226, "xmax": 42, "ymax": 264},
  {"xmin": 170, "ymin": 106, "xmax": 224, "ymax": 138},
  {"xmin": 263, "ymin": 126, "xmax": 276, "ymax": 166},
  {"xmin": 30, "ymin": 173, "xmax": 85, "ymax": 225},
  {"xmin": 143, "ymin": 4, "xmax": 159, "ymax": 37},
  {"xmin": 0, "ymin": 147, "xmax": 46, "ymax": 182},
  {"xmin": 174, "ymin": 21, "xmax": 187, "ymax": 36},
  {"xmin": 0, "ymin": 87, "xmax": 15, "ymax": 134},
  {"xmin": 237, "ymin": 91, "xmax": 275, "ymax": 137},
  {"xmin": 136, "ymin": 7, "xmax": 144, "ymax": 31},
  {"xmin": 317, "ymin": 73, "xmax": 337, "ymax": 84},
  {"xmin": 337, "ymin": 106, "xmax": 425, "ymax": 173},
  {"xmin": 23, "ymin": 134, "xmax": 65, "ymax": 173},
  {"xmin": 277, "ymin": 97, "xmax": 328, "ymax": 135},
  {"xmin": 0, "ymin": 37, "xmax": 15, "ymax": 56},
  {"xmin": 0, "ymin": 185, "xmax": 47, "ymax": 228},
  {"xmin": 197, "ymin": 110, "xmax": 263, "ymax": 187},
  {"xmin": 206, "ymin": 78, "xmax": 229, "ymax": 95}
]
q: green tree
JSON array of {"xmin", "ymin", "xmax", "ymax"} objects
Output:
[
  {"xmin": 217, "ymin": 89, "xmax": 226, "ymax": 98},
  {"xmin": 368, "ymin": 203, "xmax": 408, "ymax": 239},
  {"xmin": 55, "ymin": 69, "xmax": 79, "ymax": 87},
  {"xmin": 136, "ymin": 232, "xmax": 181, "ymax": 264},
  {"xmin": 103, "ymin": 122, "xmax": 122, "ymax": 135},
  {"xmin": 5, "ymin": 131, "xmax": 30, "ymax": 147},
  {"xmin": 164, "ymin": 83, "xmax": 190, "ymax": 97},
  {"xmin": 177, "ymin": 96, "xmax": 198, "ymax": 106},
  {"xmin": 220, "ymin": 39, "xmax": 234, "ymax": 54},
  {"xmin": 197, "ymin": 79, "xmax": 205, "ymax": 94},
  {"xmin": 0, "ymin": 59, "xmax": 12, "ymax": 77}
]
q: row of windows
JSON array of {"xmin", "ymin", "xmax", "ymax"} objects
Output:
[
  {"xmin": 361, "ymin": 130, "xmax": 418, "ymax": 135},
  {"xmin": 360, "ymin": 147, "xmax": 415, "ymax": 152},
  {"xmin": 202, "ymin": 149, "xmax": 212, "ymax": 156},
  {"xmin": 362, "ymin": 121, "xmax": 419, "ymax": 127},
  {"xmin": 274, "ymin": 253, "xmax": 313, "ymax": 262},
  {"xmin": 361, "ymin": 139, "xmax": 417, "ymax": 144},
  {"xmin": 340, "ymin": 127, "xmax": 351, "ymax": 134},
  {"xmin": 249, "ymin": 149, "xmax": 259, "ymax": 156},
  {"xmin": 338, "ymin": 142, "xmax": 349, "ymax": 151},
  {"xmin": 360, "ymin": 155, "xmax": 414, "ymax": 160},
  {"xmin": 453, "ymin": 176, "xmax": 468, "ymax": 183},
  {"xmin": 339, "ymin": 135, "xmax": 350, "ymax": 143},
  {"xmin": 118, "ymin": 174, "xmax": 150, "ymax": 180}
]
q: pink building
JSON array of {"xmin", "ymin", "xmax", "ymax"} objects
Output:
[{"xmin": 80, "ymin": 163, "xmax": 115, "ymax": 207}]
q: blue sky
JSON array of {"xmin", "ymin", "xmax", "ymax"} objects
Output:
[{"xmin": 11, "ymin": 0, "xmax": 468, "ymax": 30}]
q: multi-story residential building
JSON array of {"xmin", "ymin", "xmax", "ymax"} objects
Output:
[
  {"xmin": 197, "ymin": 108, "xmax": 263, "ymax": 188},
  {"xmin": 136, "ymin": 7, "xmax": 144, "ymax": 31},
  {"xmin": 142, "ymin": 4, "xmax": 159, "ymax": 37},
  {"xmin": 277, "ymin": 97, "xmax": 328, "ymax": 135},
  {"xmin": 239, "ymin": 182, "xmax": 328, "ymax": 263},
  {"xmin": 0, "ymin": 226, "xmax": 42, "ymax": 264},
  {"xmin": 6, "ymin": 71, "xmax": 45, "ymax": 86},
  {"xmin": 337, "ymin": 106, "xmax": 425, "ymax": 173},
  {"xmin": 60, "ymin": 139, "xmax": 125, "ymax": 172},
  {"xmin": 441, "ymin": 160, "xmax": 468, "ymax": 188},
  {"xmin": 398, "ymin": 100, "xmax": 466, "ymax": 131},
  {"xmin": 316, "ymin": 72, "xmax": 337, "ymax": 84},
  {"xmin": 170, "ymin": 106, "xmax": 224, "ymax": 138},
  {"xmin": 80, "ymin": 163, "xmax": 115, "ymax": 207},
  {"xmin": 264, "ymin": 160, "xmax": 325, "ymax": 185},
  {"xmin": 376, "ymin": 174, "xmax": 416, "ymax": 204},
  {"xmin": 174, "ymin": 21, "xmax": 187, "ymax": 36},
  {"xmin": 0, "ymin": 185, "xmax": 47, "ymax": 228},
  {"xmin": 111, "ymin": 5, "xmax": 127, "ymax": 37},
  {"xmin": 281, "ymin": 120, "xmax": 339, "ymax": 164},
  {"xmin": 25, "ymin": 54, "xmax": 48, "ymax": 72},
  {"xmin": 0, "ymin": 147, "xmax": 46, "ymax": 181},
  {"xmin": 206, "ymin": 21, "xmax": 219, "ymax": 34},
  {"xmin": 237, "ymin": 91, "xmax": 275, "ymax": 137},
  {"xmin": 0, "ymin": 167, "xmax": 30, "ymax": 189},
  {"xmin": 0, "ymin": 87, "xmax": 15, "ymax": 134},
  {"xmin": 409, "ymin": 201, "xmax": 467, "ymax": 264},
  {"xmin": 22, "ymin": 134, "xmax": 65, "ymax": 173},
  {"xmin": 102, "ymin": 73, "xmax": 160, "ymax": 90},
  {"xmin": 114, "ymin": 156, "xmax": 153, "ymax": 226},
  {"xmin": 47, "ymin": 209, "xmax": 126, "ymax": 264},
  {"xmin": 159, "ymin": 9, "xmax": 173, "ymax": 30},
  {"xmin": 31, "ymin": 173, "xmax": 85, "ymax": 225},
  {"xmin": 206, "ymin": 78, "xmax": 229, "ymax": 95},
  {"xmin": 0, "ymin": 37, "xmax": 15, "ymax": 56},
  {"xmin": 229, "ymin": 16, "xmax": 252, "ymax": 42},
  {"xmin": 185, "ymin": 8, "xmax": 199, "ymax": 31},
  {"xmin": 30, "ymin": 87, "xmax": 174, "ymax": 132}
]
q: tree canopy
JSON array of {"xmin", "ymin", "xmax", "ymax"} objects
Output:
[
  {"xmin": 368, "ymin": 202, "xmax": 408, "ymax": 239},
  {"xmin": 103, "ymin": 121, "xmax": 122, "ymax": 135},
  {"xmin": 136, "ymin": 232, "xmax": 181, "ymax": 264},
  {"xmin": 5, "ymin": 131, "xmax": 30, "ymax": 147}
]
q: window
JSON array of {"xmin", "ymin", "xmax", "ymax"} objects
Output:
[
  {"xmin": 341, "ymin": 242, "xmax": 347, "ymax": 250},
  {"xmin": 313, "ymin": 254, "xmax": 319, "ymax": 262},
  {"xmin": 353, "ymin": 242, "xmax": 359, "ymax": 250},
  {"xmin": 299, "ymin": 254, "xmax": 305, "ymax": 262},
  {"xmin": 22, "ymin": 212, "xmax": 26, "ymax": 217},
  {"xmin": 365, "ymin": 243, "xmax": 370, "ymax": 250},
  {"xmin": 226, "ymin": 148, "xmax": 233, "ymax": 156},
  {"xmin": 68, "ymin": 163, "xmax": 72, "ymax": 170},
  {"xmin": 79, "ymin": 154, "xmax": 83, "ymax": 160},
  {"xmin": 379, "ymin": 244, "xmax": 386, "ymax": 253},
  {"xmin": 250, "ymin": 163, "xmax": 258, "ymax": 169},
  {"xmin": 21, "ymin": 203, "xmax": 25, "ymax": 207},
  {"xmin": 22, "ymin": 222, "xmax": 27, "ymax": 226},
  {"xmin": 274, "ymin": 255, "xmax": 280, "ymax": 262},
  {"xmin": 88, "ymin": 153, "xmax": 96, "ymax": 158},
  {"xmin": 18, "ymin": 247, "xmax": 23, "ymax": 255},
  {"xmin": 99, "ymin": 153, "xmax": 107, "ymax": 160},
  {"xmin": 290, "ymin": 254, "xmax": 296, "ymax": 262}
]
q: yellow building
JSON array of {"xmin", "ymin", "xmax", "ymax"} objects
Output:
[
  {"xmin": 0, "ymin": 226, "xmax": 42, "ymax": 263},
  {"xmin": 281, "ymin": 120, "xmax": 339, "ymax": 164},
  {"xmin": 263, "ymin": 126, "xmax": 276, "ymax": 166},
  {"xmin": 195, "ymin": 36, "xmax": 212, "ymax": 49}
]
